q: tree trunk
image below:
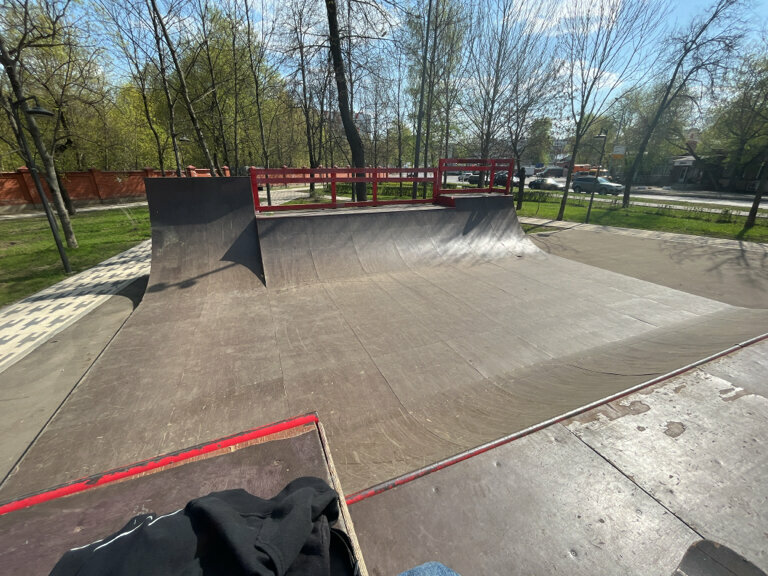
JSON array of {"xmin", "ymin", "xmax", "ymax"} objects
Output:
[
  {"xmin": 149, "ymin": 0, "xmax": 217, "ymax": 176},
  {"xmin": 232, "ymin": 23, "xmax": 239, "ymax": 174},
  {"xmin": 245, "ymin": 0, "xmax": 272, "ymax": 203},
  {"xmin": 557, "ymin": 130, "xmax": 584, "ymax": 221},
  {"xmin": 0, "ymin": 39, "xmax": 78, "ymax": 248},
  {"xmin": 149, "ymin": 5, "xmax": 182, "ymax": 176},
  {"xmin": 515, "ymin": 155, "xmax": 524, "ymax": 210},
  {"xmin": 48, "ymin": 109, "xmax": 76, "ymax": 215},
  {"xmin": 298, "ymin": 43, "xmax": 318, "ymax": 194},
  {"xmin": 56, "ymin": 171, "xmax": 75, "ymax": 215},
  {"xmin": 411, "ymin": 0, "xmax": 433, "ymax": 199},
  {"xmin": 745, "ymin": 156, "xmax": 767, "ymax": 229},
  {"xmin": 325, "ymin": 0, "xmax": 366, "ymax": 201},
  {"xmin": 421, "ymin": 0, "xmax": 440, "ymax": 199}
]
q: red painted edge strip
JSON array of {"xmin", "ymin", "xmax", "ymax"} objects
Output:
[
  {"xmin": 0, "ymin": 413, "xmax": 319, "ymax": 517},
  {"xmin": 345, "ymin": 332, "xmax": 768, "ymax": 506}
]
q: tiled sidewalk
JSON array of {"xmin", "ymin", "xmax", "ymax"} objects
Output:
[{"xmin": 0, "ymin": 240, "xmax": 151, "ymax": 374}]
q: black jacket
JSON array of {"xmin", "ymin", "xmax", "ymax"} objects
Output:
[{"xmin": 50, "ymin": 477, "xmax": 357, "ymax": 576}]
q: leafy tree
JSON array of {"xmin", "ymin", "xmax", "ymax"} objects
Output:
[
  {"xmin": 710, "ymin": 52, "xmax": 768, "ymax": 228},
  {"xmin": 0, "ymin": 0, "xmax": 78, "ymax": 248},
  {"xmin": 556, "ymin": 0, "xmax": 667, "ymax": 221},
  {"xmin": 524, "ymin": 118, "xmax": 553, "ymax": 166},
  {"xmin": 619, "ymin": 0, "xmax": 744, "ymax": 207}
]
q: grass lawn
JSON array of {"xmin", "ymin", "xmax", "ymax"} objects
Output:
[
  {"xmin": 565, "ymin": 191, "xmax": 768, "ymax": 214},
  {"xmin": 517, "ymin": 194, "xmax": 768, "ymax": 243},
  {"xmin": 0, "ymin": 206, "xmax": 151, "ymax": 308}
]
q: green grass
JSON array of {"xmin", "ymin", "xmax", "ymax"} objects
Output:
[
  {"xmin": 566, "ymin": 191, "xmax": 768, "ymax": 214},
  {"xmin": 517, "ymin": 193, "xmax": 768, "ymax": 243},
  {"xmin": 0, "ymin": 206, "xmax": 151, "ymax": 308}
]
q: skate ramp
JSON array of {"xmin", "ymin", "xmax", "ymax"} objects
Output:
[
  {"xmin": 256, "ymin": 194, "xmax": 540, "ymax": 289},
  {"xmin": 2, "ymin": 178, "xmax": 767, "ymax": 502}
]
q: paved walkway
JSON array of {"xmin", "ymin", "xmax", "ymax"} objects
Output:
[
  {"xmin": 0, "ymin": 241, "xmax": 151, "ymax": 374},
  {"xmin": 1, "ymin": 216, "xmax": 766, "ymax": 376},
  {"xmin": 0, "ymin": 201, "xmax": 149, "ymax": 221}
]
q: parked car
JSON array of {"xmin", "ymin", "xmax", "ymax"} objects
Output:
[
  {"xmin": 571, "ymin": 176, "xmax": 623, "ymax": 195},
  {"xmin": 528, "ymin": 177, "xmax": 565, "ymax": 191},
  {"xmin": 467, "ymin": 172, "xmax": 489, "ymax": 185},
  {"xmin": 458, "ymin": 172, "xmax": 473, "ymax": 182},
  {"xmin": 493, "ymin": 171, "xmax": 519, "ymax": 186}
]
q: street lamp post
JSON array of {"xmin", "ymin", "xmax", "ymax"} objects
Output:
[
  {"xmin": 10, "ymin": 97, "xmax": 71, "ymax": 274},
  {"xmin": 586, "ymin": 129, "xmax": 608, "ymax": 225}
]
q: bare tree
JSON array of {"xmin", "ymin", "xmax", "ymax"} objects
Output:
[
  {"xmin": 324, "ymin": 0, "xmax": 366, "ymax": 201},
  {"xmin": 244, "ymin": 0, "xmax": 282, "ymax": 200},
  {"xmin": 148, "ymin": 0, "xmax": 217, "ymax": 175},
  {"xmin": 100, "ymin": 0, "xmax": 169, "ymax": 175},
  {"xmin": 282, "ymin": 0, "xmax": 323, "ymax": 169},
  {"xmin": 502, "ymin": 0, "xmax": 561, "ymax": 209},
  {"xmin": 556, "ymin": 0, "xmax": 667, "ymax": 220},
  {"xmin": 0, "ymin": 0, "xmax": 78, "ymax": 248},
  {"xmin": 620, "ymin": 0, "xmax": 744, "ymax": 207},
  {"xmin": 29, "ymin": 28, "xmax": 108, "ymax": 213},
  {"xmin": 146, "ymin": 0, "xmax": 185, "ymax": 175},
  {"xmin": 463, "ymin": 0, "xmax": 517, "ymax": 185},
  {"xmin": 436, "ymin": 0, "xmax": 466, "ymax": 184}
]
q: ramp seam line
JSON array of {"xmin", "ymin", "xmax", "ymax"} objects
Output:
[{"xmin": 560, "ymin": 424, "xmax": 706, "ymax": 540}]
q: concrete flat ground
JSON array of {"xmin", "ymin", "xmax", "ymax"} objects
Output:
[
  {"xmin": 529, "ymin": 224, "xmax": 768, "ymax": 309},
  {"xmin": 1, "ymin": 182, "xmax": 765, "ymax": 497}
]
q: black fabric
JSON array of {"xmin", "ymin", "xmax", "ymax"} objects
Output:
[{"xmin": 49, "ymin": 477, "xmax": 356, "ymax": 576}]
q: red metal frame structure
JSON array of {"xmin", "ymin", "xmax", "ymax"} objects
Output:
[
  {"xmin": 248, "ymin": 158, "xmax": 515, "ymax": 212},
  {"xmin": 249, "ymin": 167, "xmax": 436, "ymax": 212},
  {"xmin": 436, "ymin": 158, "xmax": 515, "ymax": 197}
]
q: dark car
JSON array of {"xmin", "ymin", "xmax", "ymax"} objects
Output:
[
  {"xmin": 572, "ymin": 176, "xmax": 622, "ymax": 195},
  {"xmin": 493, "ymin": 171, "xmax": 519, "ymax": 186},
  {"xmin": 467, "ymin": 172, "xmax": 489, "ymax": 185},
  {"xmin": 528, "ymin": 177, "xmax": 565, "ymax": 191}
]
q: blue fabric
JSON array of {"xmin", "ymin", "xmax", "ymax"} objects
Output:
[{"xmin": 398, "ymin": 561, "xmax": 461, "ymax": 576}]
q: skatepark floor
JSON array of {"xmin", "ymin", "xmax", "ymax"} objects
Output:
[{"xmin": 1, "ymin": 198, "xmax": 766, "ymax": 576}]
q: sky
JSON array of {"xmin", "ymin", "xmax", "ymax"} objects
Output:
[{"xmin": 671, "ymin": 0, "xmax": 767, "ymax": 38}]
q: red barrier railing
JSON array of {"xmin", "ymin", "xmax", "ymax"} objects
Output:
[
  {"xmin": 436, "ymin": 158, "xmax": 515, "ymax": 197},
  {"xmin": 248, "ymin": 159, "xmax": 515, "ymax": 212}
]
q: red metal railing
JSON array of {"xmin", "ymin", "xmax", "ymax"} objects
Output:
[
  {"xmin": 436, "ymin": 158, "xmax": 515, "ymax": 197},
  {"xmin": 248, "ymin": 158, "xmax": 515, "ymax": 212}
]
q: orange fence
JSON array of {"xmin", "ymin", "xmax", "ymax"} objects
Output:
[{"xmin": 0, "ymin": 165, "xmax": 229, "ymax": 209}]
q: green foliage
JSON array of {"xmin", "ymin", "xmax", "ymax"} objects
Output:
[
  {"xmin": 704, "ymin": 54, "xmax": 768, "ymax": 181},
  {"xmin": 524, "ymin": 118, "xmax": 553, "ymax": 165}
]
